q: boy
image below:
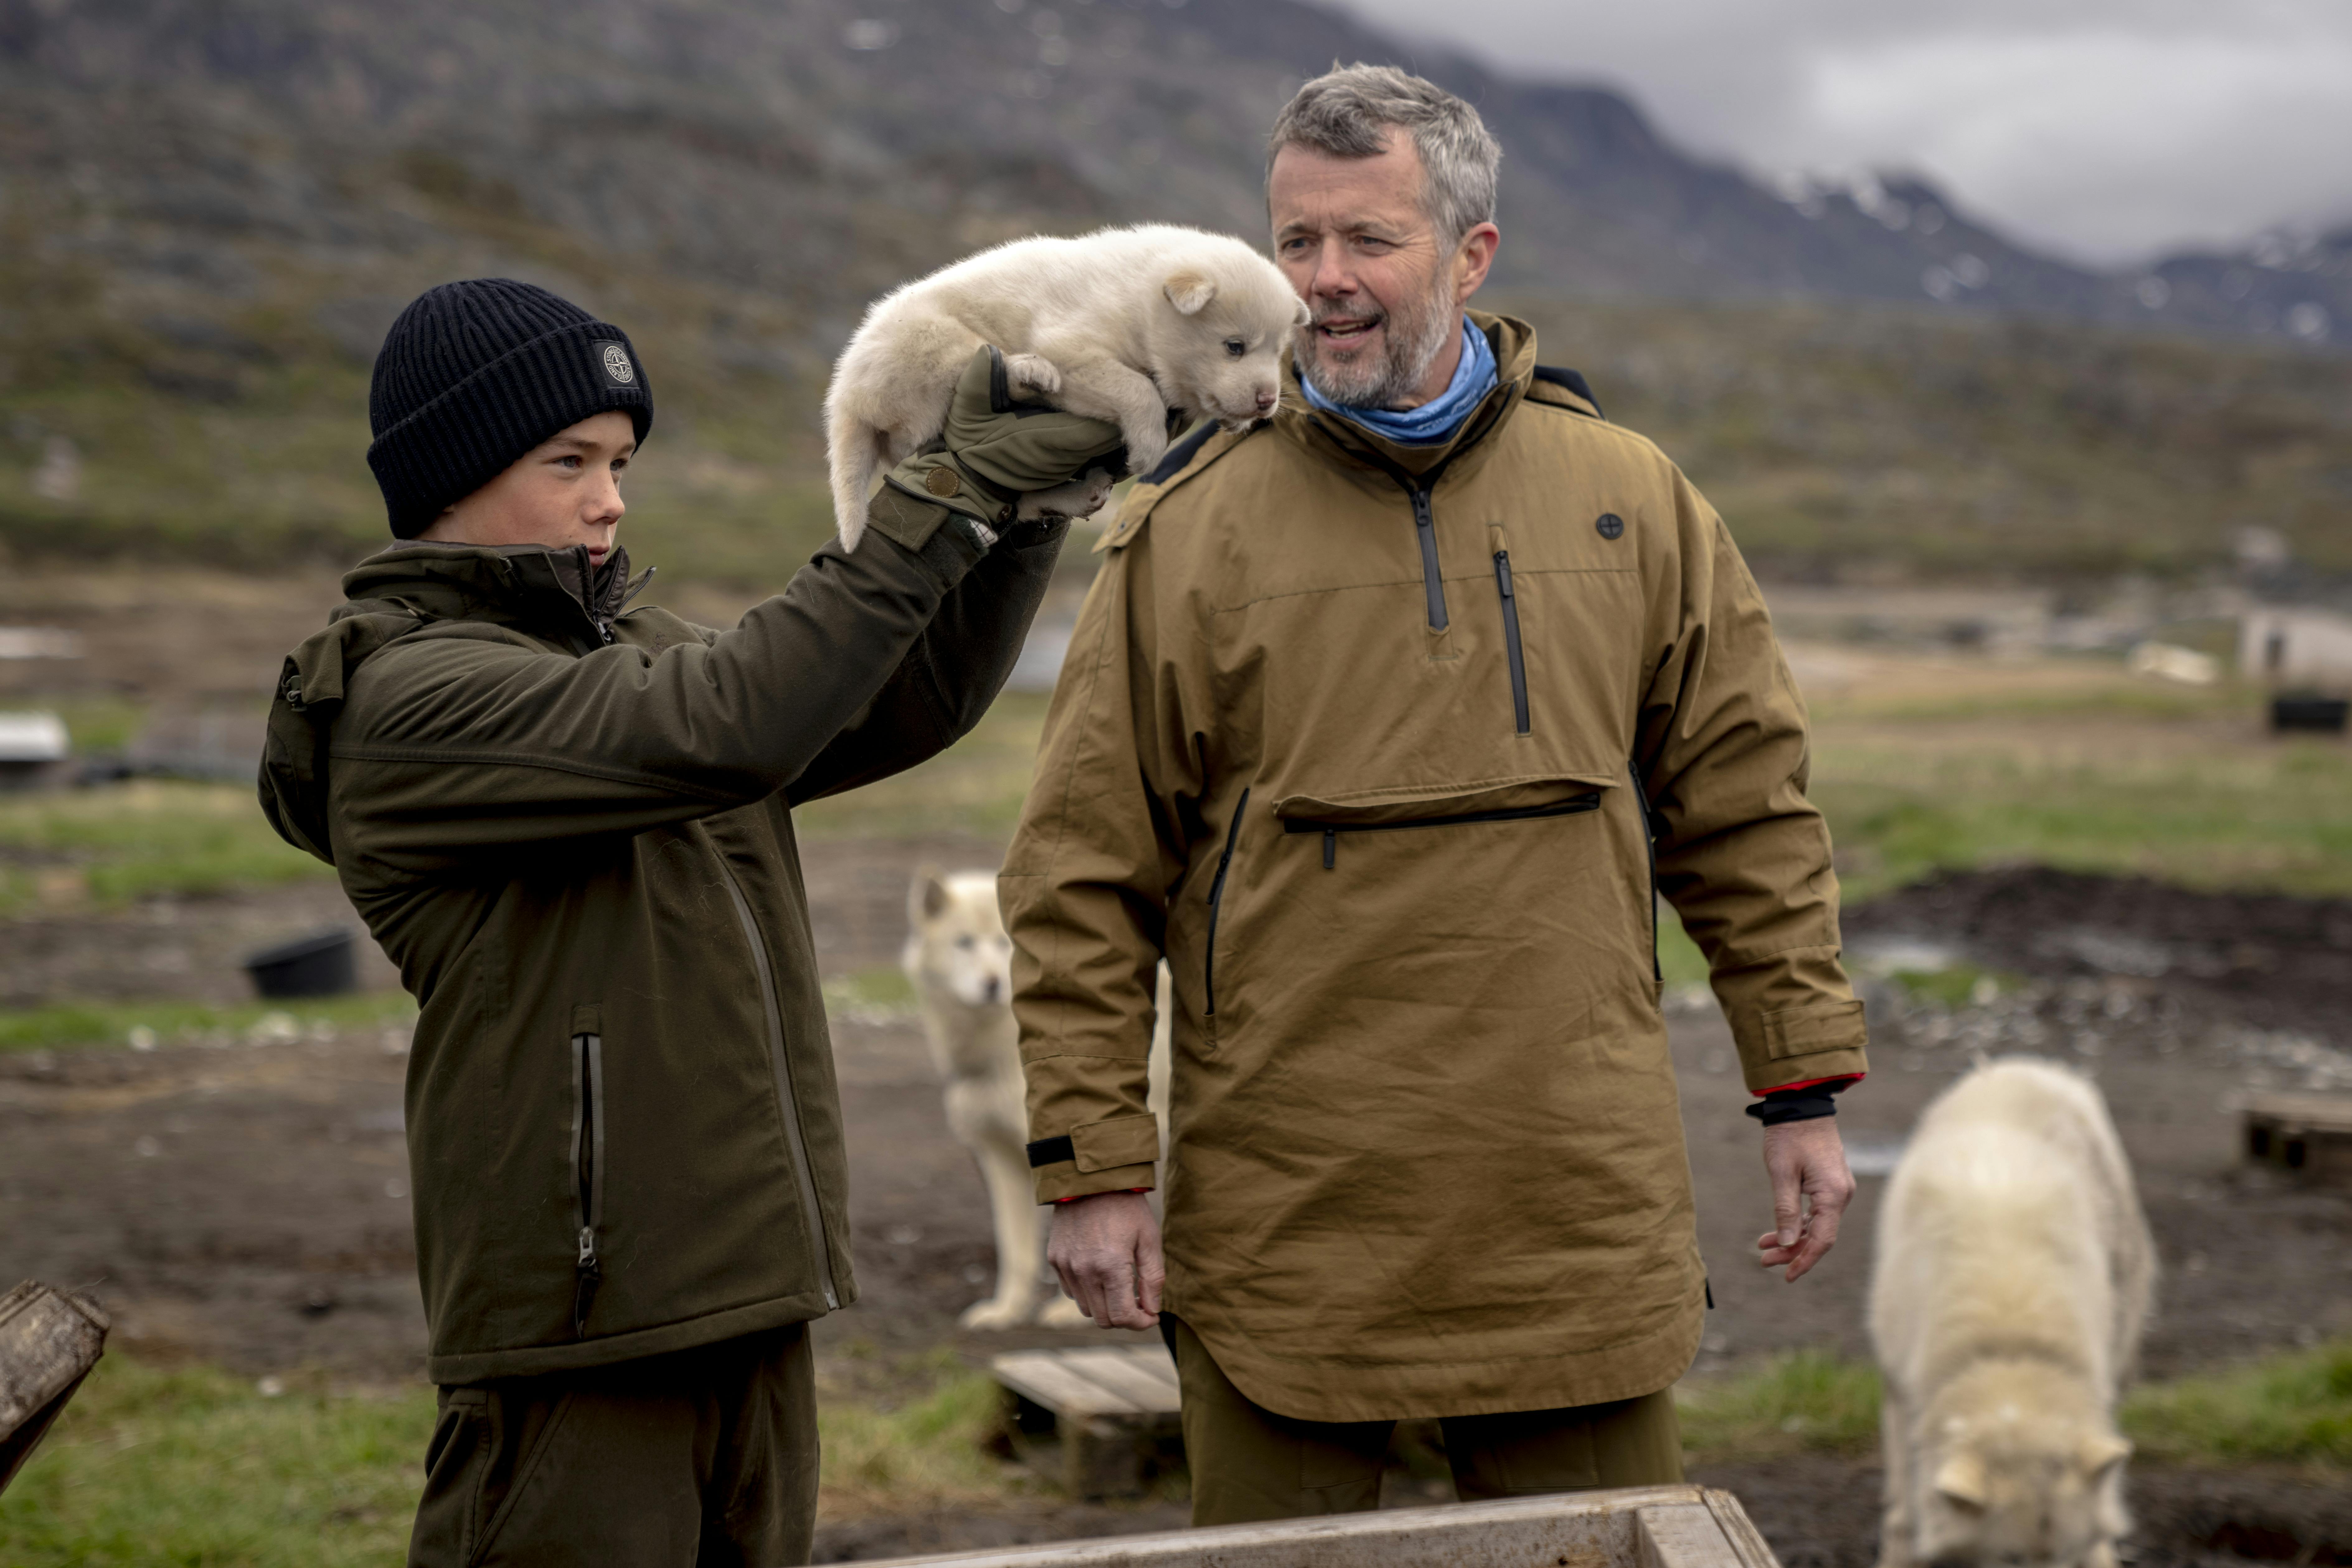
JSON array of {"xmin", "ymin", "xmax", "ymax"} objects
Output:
[{"xmin": 259, "ymin": 278, "xmax": 1119, "ymax": 1565}]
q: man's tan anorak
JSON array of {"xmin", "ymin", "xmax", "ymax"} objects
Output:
[{"xmin": 1004, "ymin": 314, "xmax": 1868, "ymax": 1424}]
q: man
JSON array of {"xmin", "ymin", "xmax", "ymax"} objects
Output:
[
  {"xmin": 1005, "ymin": 65, "xmax": 1868, "ymax": 1523},
  {"xmin": 258, "ymin": 278, "xmax": 1121, "ymax": 1564}
]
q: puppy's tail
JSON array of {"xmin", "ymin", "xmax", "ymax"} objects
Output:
[{"xmin": 824, "ymin": 402, "xmax": 884, "ymax": 555}]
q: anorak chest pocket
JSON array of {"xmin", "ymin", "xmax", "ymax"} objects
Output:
[{"xmin": 567, "ymin": 1005, "xmax": 605, "ymax": 1338}]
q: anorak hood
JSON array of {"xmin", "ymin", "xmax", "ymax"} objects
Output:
[{"xmin": 258, "ymin": 541, "xmax": 647, "ymax": 865}]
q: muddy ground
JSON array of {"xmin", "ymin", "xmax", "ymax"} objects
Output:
[{"xmin": 3, "ymin": 836, "xmax": 2349, "ymax": 1562}]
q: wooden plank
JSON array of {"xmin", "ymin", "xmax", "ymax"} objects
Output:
[
  {"xmin": 1700, "ymin": 1488, "xmax": 1785, "ymax": 1568},
  {"xmin": 1638, "ymin": 1503, "xmax": 1744, "ymax": 1568},
  {"xmin": 1058, "ymin": 1349, "xmax": 1182, "ymax": 1417},
  {"xmin": 1117, "ymin": 1345, "xmax": 1181, "ymax": 1397},
  {"xmin": 0, "ymin": 1281, "xmax": 110, "ymax": 1497},
  {"xmin": 992, "ymin": 1352, "xmax": 1143, "ymax": 1419},
  {"xmin": 849, "ymin": 1482, "xmax": 1711, "ymax": 1566}
]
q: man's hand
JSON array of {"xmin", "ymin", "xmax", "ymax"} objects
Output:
[
  {"xmin": 1756, "ymin": 1118, "xmax": 1855, "ymax": 1283},
  {"xmin": 1046, "ymin": 1191, "xmax": 1164, "ymax": 1330}
]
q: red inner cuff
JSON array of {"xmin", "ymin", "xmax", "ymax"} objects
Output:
[{"xmin": 1750, "ymin": 1072, "xmax": 1866, "ymax": 1098}]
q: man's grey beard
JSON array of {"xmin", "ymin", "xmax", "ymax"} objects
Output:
[{"xmin": 1296, "ymin": 278, "xmax": 1457, "ymax": 410}]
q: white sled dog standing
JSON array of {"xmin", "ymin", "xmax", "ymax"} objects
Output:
[
  {"xmin": 1871, "ymin": 1057, "xmax": 2155, "ymax": 1568},
  {"xmin": 824, "ymin": 224, "xmax": 1307, "ymax": 551},
  {"xmin": 904, "ymin": 870, "xmax": 1169, "ymax": 1329}
]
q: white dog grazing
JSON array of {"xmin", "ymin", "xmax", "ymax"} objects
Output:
[
  {"xmin": 905, "ymin": 869, "xmax": 1169, "ymax": 1329},
  {"xmin": 1870, "ymin": 1058, "xmax": 2154, "ymax": 1568},
  {"xmin": 825, "ymin": 224, "xmax": 1307, "ymax": 551}
]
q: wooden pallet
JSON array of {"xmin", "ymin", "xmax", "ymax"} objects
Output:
[
  {"xmin": 0, "ymin": 1281, "xmax": 110, "ymax": 1497},
  {"xmin": 991, "ymin": 1344, "xmax": 1183, "ymax": 1499},
  {"xmin": 851, "ymin": 1481, "xmax": 1780, "ymax": 1568},
  {"xmin": 2245, "ymin": 1092, "xmax": 2352, "ymax": 1186}
]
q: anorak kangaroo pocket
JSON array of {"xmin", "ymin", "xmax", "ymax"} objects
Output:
[{"xmin": 1193, "ymin": 776, "xmax": 1629, "ymax": 1050}]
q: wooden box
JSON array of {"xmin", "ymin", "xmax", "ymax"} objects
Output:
[
  {"xmin": 2245, "ymin": 1093, "xmax": 2352, "ymax": 1187},
  {"xmin": 851, "ymin": 1481, "xmax": 1780, "ymax": 1568},
  {"xmin": 0, "ymin": 1281, "xmax": 111, "ymax": 1497}
]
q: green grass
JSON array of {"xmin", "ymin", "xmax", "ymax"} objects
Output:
[
  {"xmin": 0, "ymin": 1354, "xmax": 1026, "ymax": 1564},
  {"xmin": 4, "ymin": 1342, "xmax": 2343, "ymax": 1559},
  {"xmin": 0, "ymin": 781, "xmax": 332, "ymax": 916},
  {"xmin": 0, "ymin": 1359, "xmax": 434, "ymax": 1568},
  {"xmin": 1676, "ymin": 1350, "xmax": 1886, "ymax": 1462},
  {"xmin": 793, "ymin": 692, "xmax": 1053, "ymax": 842},
  {"xmin": 0, "ymin": 993, "xmax": 416, "ymax": 1055},
  {"xmin": 1674, "ymin": 1342, "xmax": 2352, "ymax": 1469},
  {"xmin": 1812, "ymin": 734, "xmax": 2352, "ymax": 902},
  {"xmin": 2123, "ymin": 1338, "xmax": 2352, "ymax": 1468}
]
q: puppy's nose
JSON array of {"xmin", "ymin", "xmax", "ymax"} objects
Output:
[
  {"xmin": 1254, "ymin": 389, "xmax": 1278, "ymax": 413},
  {"xmin": 983, "ymin": 976, "xmax": 1002, "ymax": 1004}
]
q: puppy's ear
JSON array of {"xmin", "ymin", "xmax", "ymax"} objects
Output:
[
  {"xmin": 1292, "ymin": 297, "xmax": 1312, "ymax": 327},
  {"xmin": 910, "ymin": 867, "xmax": 949, "ymax": 923},
  {"xmin": 1934, "ymin": 1452, "xmax": 1989, "ymax": 1511},
  {"xmin": 2077, "ymin": 1433, "xmax": 2131, "ymax": 1479},
  {"xmin": 1164, "ymin": 272, "xmax": 1217, "ymax": 315}
]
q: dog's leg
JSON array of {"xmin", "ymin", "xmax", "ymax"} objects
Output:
[
  {"xmin": 1032, "ymin": 357, "xmax": 1174, "ymax": 478},
  {"xmin": 1876, "ymin": 1386, "xmax": 1915, "ymax": 1568},
  {"xmin": 1002, "ymin": 353, "xmax": 1063, "ymax": 397},
  {"xmin": 960, "ymin": 1130, "xmax": 1044, "ymax": 1330}
]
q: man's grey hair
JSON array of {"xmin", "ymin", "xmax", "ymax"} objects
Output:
[{"xmin": 1268, "ymin": 64, "xmax": 1502, "ymax": 243}]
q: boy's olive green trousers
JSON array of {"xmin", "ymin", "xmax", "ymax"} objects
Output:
[
  {"xmin": 407, "ymin": 1325, "xmax": 817, "ymax": 1567},
  {"xmin": 1166, "ymin": 1315, "xmax": 1684, "ymax": 1525}
]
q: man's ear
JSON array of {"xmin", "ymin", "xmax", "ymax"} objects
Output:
[
  {"xmin": 1164, "ymin": 273, "xmax": 1217, "ymax": 315},
  {"xmin": 910, "ymin": 867, "xmax": 949, "ymax": 923}
]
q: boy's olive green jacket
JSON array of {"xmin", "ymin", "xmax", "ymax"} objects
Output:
[
  {"xmin": 1005, "ymin": 314, "xmax": 1868, "ymax": 1424},
  {"xmin": 261, "ymin": 508, "xmax": 1054, "ymax": 1384}
]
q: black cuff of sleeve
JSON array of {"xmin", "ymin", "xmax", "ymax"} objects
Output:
[
  {"xmin": 1744, "ymin": 1079, "xmax": 1851, "ymax": 1126},
  {"xmin": 1027, "ymin": 1135, "xmax": 1075, "ymax": 1168}
]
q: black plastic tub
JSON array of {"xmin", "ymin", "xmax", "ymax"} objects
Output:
[
  {"xmin": 2271, "ymin": 693, "xmax": 2350, "ymax": 734},
  {"xmin": 243, "ymin": 929, "xmax": 358, "ymax": 999}
]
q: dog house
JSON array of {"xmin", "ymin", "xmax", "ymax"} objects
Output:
[{"xmin": 2240, "ymin": 607, "xmax": 2352, "ymax": 691}]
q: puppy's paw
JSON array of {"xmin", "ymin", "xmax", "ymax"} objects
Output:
[
  {"xmin": 1037, "ymin": 1295, "xmax": 1092, "ymax": 1329},
  {"xmin": 1017, "ymin": 467, "xmax": 1117, "ymax": 522},
  {"xmin": 1121, "ymin": 428, "xmax": 1169, "ymax": 479},
  {"xmin": 958, "ymin": 1296, "xmax": 1030, "ymax": 1331},
  {"xmin": 1003, "ymin": 353, "xmax": 1062, "ymax": 397}
]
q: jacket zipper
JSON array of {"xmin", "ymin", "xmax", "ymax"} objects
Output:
[
  {"xmin": 1630, "ymin": 761, "xmax": 1663, "ymax": 985},
  {"xmin": 1493, "ymin": 548, "xmax": 1530, "ymax": 734},
  {"xmin": 717, "ymin": 860, "xmax": 841, "ymax": 1311},
  {"xmin": 570, "ymin": 1030, "xmax": 605, "ymax": 1336},
  {"xmin": 1410, "ymin": 489, "xmax": 1449, "ymax": 631},
  {"xmin": 1202, "ymin": 787, "xmax": 1250, "ymax": 1017},
  {"xmin": 1287, "ymin": 792, "xmax": 1602, "ymax": 870}
]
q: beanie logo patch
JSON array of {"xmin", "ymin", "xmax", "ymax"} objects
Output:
[{"xmin": 594, "ymin": 341, "xmax": 637, "ymax": 387}]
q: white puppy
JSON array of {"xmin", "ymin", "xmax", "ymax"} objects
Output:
[
  {"xmin": 826, "ymin": 224, "xmax": 1307, "ymax": 551},
  {"xmin": 904, "ymin": 869, "xmax": 1169, "ymax": 1329},
  {"xmin": 1870, "ymin": 1058, "xmax": 2155, "ymax": 1568}
]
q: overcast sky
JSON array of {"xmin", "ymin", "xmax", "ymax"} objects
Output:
[{"xmin": 1325, "ymin": 0, "xmax": 2352, "ymax": 267}]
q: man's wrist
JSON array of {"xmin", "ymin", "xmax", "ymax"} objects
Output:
[{"xmin": 1746, "ymin": 1075, "xmax": 1858, "ymax": 1126}]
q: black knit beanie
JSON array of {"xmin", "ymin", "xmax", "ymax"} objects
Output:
[{"xmin": 366, "ymin": 279, "xmax": 654, "ymax": 537}]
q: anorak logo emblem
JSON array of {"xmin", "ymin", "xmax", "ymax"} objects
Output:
[{"xmin": 596, "ymin": 342, "xmax": 636, "ymax": 386}]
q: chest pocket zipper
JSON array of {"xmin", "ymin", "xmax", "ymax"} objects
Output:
[
  {"xmin": 1203, "ymin": 788, "xmax": 1250, "ymax": 1018},
  {"xmin": 570, "ymin": 1030, "xmax": 605, "ymax": 1336},
  {"xmin": 1286, "ymin": 793, "xmax": 1602, "ymax": 870},
  {"xmin": 1493, "ymin": 547, "xmax": 1530, "ymax": 735}
]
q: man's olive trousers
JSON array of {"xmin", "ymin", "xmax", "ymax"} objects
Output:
[
  {"xmin": 1166, "ymin": 1316, "xmax": 1683, "ymax": 1526},
  {"xmin": 407, "ymin": 1325, "xmax": 817, "ymax": 1568}
]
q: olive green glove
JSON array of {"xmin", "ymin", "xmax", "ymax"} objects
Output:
[{"xmin": 866, "ymin": 347, "xmax": 1131, "ymax": 554}]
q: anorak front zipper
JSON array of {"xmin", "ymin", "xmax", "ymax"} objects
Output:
[
  {"xmin": 717, "ymin": 858, "xmax": 841, "ymax": 1311},
  {"xmin": 1410, "ymin": 489, "xmax": 1449, "ymax": 631}
]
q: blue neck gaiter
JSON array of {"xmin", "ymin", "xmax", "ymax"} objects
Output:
[{"xmin": 1300, "ymin": 316, "xmax": 1498, "ymax": 446}]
